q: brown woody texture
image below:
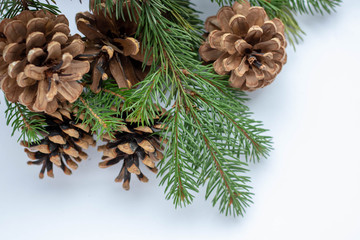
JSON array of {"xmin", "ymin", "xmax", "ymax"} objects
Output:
[
  {"xmin": 98, "ymin": 107, "xmax": 166, "ymax": 190},
  {"xmin": 76, "ymin": 0, "xmax": 151, "ymax": 93},
  {"xmin": 199, "ymin": 0, "xmax": 287, "ymax": 91},
  {"xmin": 23, "ymin": 103, "xmax": 95, "ymax": 178},
  {"xmin": 0, "ymin": 10, "xmax": 90, "ymax": 113}
]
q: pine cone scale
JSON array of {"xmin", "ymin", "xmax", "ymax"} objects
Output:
[
  {"xmin": 56, "ymin": 81, "xmax": 84, "ymax": 103},
  {"xmin": 217, "ymin": 7, "xmax": 234, "ymax": 33},
  {"xmin": 27, "ymin": 18, "xmax": 48, "ymax": 34},
  {"xmin": 3, "ymin": 43, "xmax": 24, "ymax": 63},
  {"xmin": 109, "ymin": 56, "xmax": 128, "ymax": 89},
  {"xmin": 27, "ymin": 32, "xmax": 46, "ymax": 50},
  {"xmin": 23, "ymin": 104, "xmax": 95, "ymax": 178},
  {"xmin": 4, "ymin": 20, "xmax": 27, "ymax": 43},
  {"xmin": 213, "ymin": 53, "xmax": 229, "ymax": 75},
  {"xmin": 229, "ymin": 14, "xmax": 249, "ymax": 37},
  {"xmin": 198, "ymin": 44, "xmax": 222, "ymax": 62},
  {"xmin": 76, "ymin": 2, "xmax": 150, "ymax": 92},
  {"xmin": 98, "ymin": 107, "xmax": 167, "ymax": 190}
]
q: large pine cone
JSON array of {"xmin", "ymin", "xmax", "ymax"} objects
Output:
[
  {"xmin": 98, "ymin": 108, "xmax": 166, "ymax": 190},
  {"xmin": 0, "ymin": 10, "xmax": 90, "ymax": 113},
  {"xmin": 76, "ymin": 0, "xmax": 151, "ymax": 93},
  {"xmin": 23, "ymin": 103, "xmax": 96, "ymax": 178},
  {"xmin": 199, "ymin": 0, "xmax": 287, "ymax": 91}
]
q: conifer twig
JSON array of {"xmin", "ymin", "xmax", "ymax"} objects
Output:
[
  {"xmin": 79, "ymin": 96, "xmax": 108, "ymax": 129},
  {"xmin": 102, "ymin": 89, "xmax": 126, "ymax": 100},
  {"xmin": 4, "ymin": 100, "xmax": 47, "ymax": 143},
  {"xmin": 122, "ymin": 0, "xmax": 271, "ymax": 215},
  {"xmin": 21, "ymin": 0, "xmax": 28, "ymax": 10}
]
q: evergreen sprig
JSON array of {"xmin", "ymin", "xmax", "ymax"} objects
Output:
[
  {"xmin": 92, "ymin": 0, "xmax": 341, "ymax": 45},
  {"xmin": 72, "ymin": 85, "xmax": 125, "ymax": 139},
  {"xmin": 4, "ymin": 99, "xmax": 47, "ymax": 143},
  {"xmin": 0, "ymin": 0, "xmax": 59, "ymax": 19},
  {"xmin": 117, "ymin": 0, "xmax": 272, "ymax": 216},
  {"xmin": 288, "ymin": 0, "xmax": 341, "ymax": 15}
]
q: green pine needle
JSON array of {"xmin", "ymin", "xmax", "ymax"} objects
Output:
[
  {"xmin": 72, "ymin": 87, "xmax": 125, "ymax": 140},
  {"xmin": 120, "ymin": 0, "xmax": 272, "ymax": 216},
  {"xmin": 4, "ymin": 99, "xmax": 47, "ymax": 143},
  {"xmin": 0, "ymin": 0, "xmax": 59, "ymax": 19}
]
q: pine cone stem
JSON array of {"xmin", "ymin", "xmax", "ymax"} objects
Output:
[{"xmin": 20, "ymin": 0, "xmax": 29, "ymax": 10}]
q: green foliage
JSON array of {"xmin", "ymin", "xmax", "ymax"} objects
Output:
[
  {"xmin": 72, "ymin": 82, "xmax": 126, "ymax": 139},
  {"xmin": 288, "ymin": 0, "xmax": 341, "ymax": 15},
  {"xmin": 91, "ymin": 0, "xmax": 141, "ymax": 21},
  {"xmin": 118, "ymin": 0, "xmax": 272, "ymax": 216},
  {"xmin": 0, "ymin": 0, "xmax": 59, "ymax": 19},
  {"xmin": 211, "ymin": 0, "xmax": 236, "ymax": 5},
  {"xmin": 4, "ymin": 99, "xmax": 47, "ymax": 143}
]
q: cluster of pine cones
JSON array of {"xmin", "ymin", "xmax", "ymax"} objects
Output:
[
  {"xmin": 0, "ymin": 0, "xmax": 286, "ymax": 189},
  {"xmin": 0, "ymin": 1, "xmax": 163, "ymax": 190},
  {"xmin": 0, "ymin": 1, "xmax": 150, "ymax": 114}
]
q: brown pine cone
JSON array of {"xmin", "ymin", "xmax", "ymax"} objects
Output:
[
  {"xmin": 199, "ymin": 0, "xmax": 287, "ymax": 91},
  {"xmin": 0, "ymin": 10, "xmax": 90, "ymax": 113},
  {"xmin": 22, "ymin": 103, "xmax": 96, "ymax": 178},
  {"xmin": 76, "ymin": 1, "xmax": 152, "ymax": 93},
  {"xmin": 98, "ymin": 107, "xmax": 167, "ymax": 190}
]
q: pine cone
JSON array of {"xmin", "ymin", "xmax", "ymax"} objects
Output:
[
  {"xmin": 23, "ymin": 103, "xmax": 96, "ymax": 178},
  {"xmin": 199, "ymin": 0, "xmax": 287, "ymax": 91},
  {"xmin": 0, "ymin": 10, "xmax": 90, "ymax": 113},
  {"xmin": 76, "ymin": 1, "xmax": 151, "ymax": 93},
  {"xmin": 98, "ymin": 107, "xmax": 167, "ymax": 190}
]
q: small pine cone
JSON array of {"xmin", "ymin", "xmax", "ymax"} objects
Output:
[
  {"xmin": 199, "ymin": 0, "xmax": 287, "ymax": 91},
  {"xmin": 0, "ymin": 10, "xmax": 90, "ymax": 113},
  {"xmin": 98, "ymin": 108, "xmax": 167, "ymax": 190},
  {"xmin": 23, "ymin": 103, "xmax": 96, "ymax": 178},
  {"xmin": 76, "ymin": 0, "xmax": 152, "ymax": 93}
]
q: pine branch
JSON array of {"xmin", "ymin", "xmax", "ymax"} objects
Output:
[
  {"xmin": 4, "ymin": 99, "xmax": 47, "ymax": 143},
  {"xmin": 187, "ymin": 103, "xmax": 254, "ymax": 216},
  {"xmin": 0, "ymin": 0, "xmax": 60, "ymax": 19},
  {"xmin": 118, "ymin": 0, "xmax": 272, "ymax": 215},
  {"xmin": 158, "ymin": 103, "xmax": 200, "ymax": 207},
  {"xmin": 72, "ymin": 88, "xmax": 125, "ymax": 139},
  {"xmin": 288, "ymin": 0, "xmax": 341, "ymax": 15},
  {"xmin": 182, "ymin": 69, "xmax": 271, "ymax": 215}
]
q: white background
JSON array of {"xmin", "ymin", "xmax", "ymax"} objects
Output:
[{"xmin": 1, "ymin": 0, "xmax": 360, "ymax": 239}]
